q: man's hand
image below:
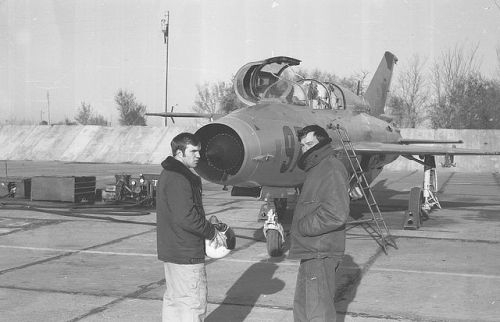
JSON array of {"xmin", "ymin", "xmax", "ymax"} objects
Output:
[
  {"xmin": 214, "ymin": 222, "xmax": 227, "ymax": 232},
  {"xmin": 208, "ymin": 215, "xmax": 229, "ymax": 249},
  {"xmin": 209, "ymin": 215, "xmax": 228, "ymax": 232}
]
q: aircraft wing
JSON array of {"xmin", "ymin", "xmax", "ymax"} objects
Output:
[
  {"xmin": 146, "ymin": 112, "xmax": 223, "ymax": 119},
  {"xmin": 348, "ymin": 142, "xmax": 500, "ymax": 156},
  {"xmin": 398, "ymin": 139, "xmax": 463, "ymax": 145}
]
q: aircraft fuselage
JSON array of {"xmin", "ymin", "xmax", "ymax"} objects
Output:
[{"xmin": 194, "ymin": 102, "xmax": 401, "ymax": 189}]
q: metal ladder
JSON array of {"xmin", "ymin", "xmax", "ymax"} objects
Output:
[{"xmin": 335, "ymin": 124, "xmax": 397, "ymax": 253}]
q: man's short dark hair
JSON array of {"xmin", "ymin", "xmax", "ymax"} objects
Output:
[
  {"xmin": 171, "ymin": 132, "xmax": 200, "ymax": 155},
  {"xmin": 297, "ymin": 125, "xmax": 330, "ymax": 143}
]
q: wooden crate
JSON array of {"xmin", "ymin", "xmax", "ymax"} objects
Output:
[{"xmin": 31, "ymin": 176, "xmax": 96, "ymax": 203}]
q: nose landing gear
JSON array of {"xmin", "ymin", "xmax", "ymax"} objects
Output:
[
  {"xmin": 263, "ymin": 207, "xmax": 285, "ymax": 257},
  {"xmin": 403, "ymin": 155, "xmax": 441, "ymax": 230},
  {"xmin": 260, "ymin": 197, "xmax": 288, "ymax": 257}
]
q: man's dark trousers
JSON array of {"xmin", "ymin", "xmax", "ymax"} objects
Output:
[{"xmin": 293, "ymin": 257, "xmax": 341, "ymax": 322}]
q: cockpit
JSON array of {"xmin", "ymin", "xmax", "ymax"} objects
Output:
[{"xmin": 234, "ymin": 56, "xmax": 345, "ymax": 110}]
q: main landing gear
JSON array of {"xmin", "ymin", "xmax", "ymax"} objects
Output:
[
  {"xmin": 259, "ymin": 196, "xmax": 288, "ymax": 257},
  {"xmin": 403, "ymin": 155, "xmax": 442, "ymax": 229}
]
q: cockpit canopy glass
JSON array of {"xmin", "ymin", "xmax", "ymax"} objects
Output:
[
  {"xmin": 234, "ymin": 56, "xmax": 301, "ymax": 105},
  {"xmin": 233, "ymin": 56, "xmax": 345, "ymax": 110}
]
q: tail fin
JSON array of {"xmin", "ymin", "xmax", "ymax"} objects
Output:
[{"xmin": 364, "ymin": 51, "xmax": 398, "ymax": 117}]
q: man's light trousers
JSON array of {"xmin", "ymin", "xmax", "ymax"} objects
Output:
[{"xmin": 162, "ymin": 262, "xmax": 207, "ymax": 322}]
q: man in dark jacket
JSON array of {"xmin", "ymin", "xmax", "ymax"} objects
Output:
[
  {"xmin": 289, "ymin": 125, "xmax": 350, "ymax": 322},
  {"xmin": 157, "ymin": 132, "xmax": 223, "ymax": 321}
]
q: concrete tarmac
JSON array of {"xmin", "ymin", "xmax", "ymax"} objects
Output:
[{"xmin": 0, "ymin": 161, "xmax": 499, "ymax": 321}]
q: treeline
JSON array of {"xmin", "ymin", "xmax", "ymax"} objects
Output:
[
  {"xmin": 389, "ymin": 45, "xmax": 500, "ymax": 129},
  {"xmin": 25, "ymin": 89, "xmax": 148, "ymax": 126},
  {"xmin": 11, "ymin": 44, "xmax": 497, "ymax": 129},
  {"xmin": 73, "ymin": 89, "xmax": 147, "ymax": 126},
  {"xmin": 194, "ymin": 44, "xmax": 500, "ymax": 129}
]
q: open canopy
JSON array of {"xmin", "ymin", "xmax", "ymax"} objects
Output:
[
  {"xmin": 233, "ymin": 56, "xmax": 346, "ymax": 110},
  {"xmin": 233, "ymin": 56, "xmax": 301, "ymax": 105}
]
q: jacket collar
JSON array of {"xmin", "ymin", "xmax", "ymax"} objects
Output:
[
  {"xmin": 161, "ymin": 156, "xmax": 201, "ymax": 186},
  {"xmin": 297, "ymin": 138, "xmax": 334, "ymax": 171}
]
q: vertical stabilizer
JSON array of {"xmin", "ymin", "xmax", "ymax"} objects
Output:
[{"xmin": 364, "ymin": 52, "xmax": 398, "ymax": 117}]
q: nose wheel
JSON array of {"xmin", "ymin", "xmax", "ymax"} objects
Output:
[
  {"xmin": 262, "ymin": 198, "xmax": 287, "ymax": 257},
  {"xmin": 263, "ymin": 208, "xmax": 285, "ymax": 257},
  {"xmin": 265, "ymin": 228, "xmax": 283, "ymax": 257}
]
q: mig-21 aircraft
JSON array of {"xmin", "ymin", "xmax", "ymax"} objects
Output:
[{"xmin": 147, "ymin": 52, "xmax": 500, "ymax": 257}]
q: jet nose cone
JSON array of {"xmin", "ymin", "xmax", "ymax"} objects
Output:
[{"xmin": 195, "ymin": 123, "xmax": 244, "ymax": 183}]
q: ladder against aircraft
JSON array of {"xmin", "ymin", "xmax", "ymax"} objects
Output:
[{"xmin": 335, "ymin": 125, "xmax": 397, "ymax": 253}]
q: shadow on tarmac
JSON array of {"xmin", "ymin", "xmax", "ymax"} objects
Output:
[
  {"xmin": 206, "ymin": 258, "xmax": 286, "ymax": 322},
  {"xmin": 335, "ymin": 254, "xmax": 362, "ymax": 322}
]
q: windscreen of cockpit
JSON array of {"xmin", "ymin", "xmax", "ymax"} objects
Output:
[
  {"xmin": 256, "ymin": 66, "xmax": 307, "ymax": 105},
  {"xmin": 295, "ymin": 79, "xmax": 332, "ymax": 109}
]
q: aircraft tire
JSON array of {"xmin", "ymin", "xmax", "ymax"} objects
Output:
[
  {"xmin": 408, "ymin": 187, "xmax": 423, "ymax": 228},
  {"xmin": 266, "ymin": 229, "xmax": 283, "ymax": 257}
]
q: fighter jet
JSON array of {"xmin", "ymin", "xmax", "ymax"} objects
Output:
[{"xmin": 148, "ymin": 52, "xmax": 500, "ymax": 256}]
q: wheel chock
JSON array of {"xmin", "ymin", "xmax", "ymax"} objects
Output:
[{"xmin": 403, "ymin": 210, "xmax": 420, "ymax": 230}]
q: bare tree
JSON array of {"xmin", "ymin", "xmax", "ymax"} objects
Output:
[
  {"xmin": 302, "ymin": 68, "xmax": 339, "ymax": 83},
  {"xmin": 428, "ymin": 44, "xmax": 482, "ymax": 128},
  {"xmin": 75, "ymin": 102, "xmax": 109, "ymax": 126},
  {"xmin": 75, "ymin": 102, "xmax": 92, "ymax": 124},
  {"xmin": 455, "ymin": 74, "xmax": 500, "ymax": 129},
  {"xmin": 115, "ymin": 90, "xmax": 147, "ymax": 126},
  {"xmin": 194, "ymin": 80, "xmax": 246, "ymax": 114},
  {"xmin": 88, "ymin": 115, "xmax": 109, "ymax": 126},
  {"xmin": 389, "ymin": 54, "xmax": 429, "ymax": 127},
  {"xmin": 294, "ymin": 67, "xmax": 368, "ymax": 94},
  {"xmin": 341, "ymin": 71, "xmax": 370, "ymax": 95},
  {"xmin": 194, "ymin": 81, "xmax": 226, "ymax": 114},
  {"xmin": 219, "ymin": 79, "xmax": 247, "ymax": 114}
]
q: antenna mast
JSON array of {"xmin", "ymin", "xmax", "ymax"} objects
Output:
[{"xmin": 161, "ymin": 12, "xmax": 170, "ymax": 127}]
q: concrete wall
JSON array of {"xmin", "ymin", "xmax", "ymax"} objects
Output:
[
  {"xmin": 0, "ymin": 126, "xmax": 498, "ymax": 171},
  {"xmin": 0, "ymin": 125, "xmax": 196, "ymax": 164}
]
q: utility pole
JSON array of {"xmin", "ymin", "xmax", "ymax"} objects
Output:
[
  {"xmin": 46, "ymin": 91, "xmax": 51, "ymax": 125},
  {"xmin": 161, "ymin": 12, "xmax": 170, "ymax": 127}
]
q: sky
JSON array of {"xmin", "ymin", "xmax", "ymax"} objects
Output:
[{"xmin": 1, "ymin": 0, "xmax": 499, "ymax": 127}]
